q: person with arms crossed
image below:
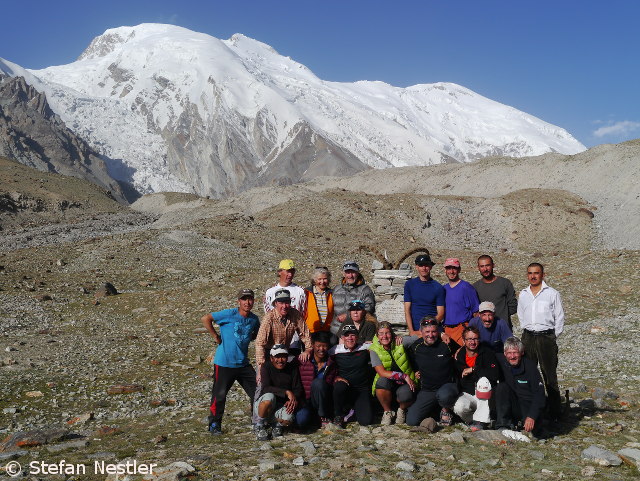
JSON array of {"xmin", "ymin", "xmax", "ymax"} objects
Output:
[{"xmin": 474, "ymin": 255, "xmax": 517, "ymax": 330}]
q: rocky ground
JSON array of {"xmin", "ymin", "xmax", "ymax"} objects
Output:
[{"xmin": 0, "ymin": 151, "xmax": 639, "ymax": 480}]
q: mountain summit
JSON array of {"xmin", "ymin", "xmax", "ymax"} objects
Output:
[{"xmin": 2, "ymin": 24, "xmax": 585, "ymax": 198}]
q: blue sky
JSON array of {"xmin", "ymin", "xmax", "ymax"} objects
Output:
[{"xmin": 2, "ymin": 0, "xmax": 639, "ymax": 148}]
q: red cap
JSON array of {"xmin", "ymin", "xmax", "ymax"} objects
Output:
[{"xmin": 444, "ymin": 258, "xmax": 461, "ymax": 268}]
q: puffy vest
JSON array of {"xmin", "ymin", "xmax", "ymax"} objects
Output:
[
  {"xmin": 369, "ymin": 336, "xmax": 416, "ymax": 395},
  {"xmin": 305, "ymin": 288, "xmax": 334, "ymax": 333}
]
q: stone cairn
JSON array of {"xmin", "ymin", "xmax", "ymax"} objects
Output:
[
  {"xmin": 370, "ymin": 260, "xmax": 412, "ymax": 334},
  {"xmin": 359, "ymin": 246, "xmax": 431, "ymax": 335}
]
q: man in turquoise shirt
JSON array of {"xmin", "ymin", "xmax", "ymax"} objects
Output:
[{"xmin": 202, "ymin": 288, "xmax": 260, "ymax": 435}]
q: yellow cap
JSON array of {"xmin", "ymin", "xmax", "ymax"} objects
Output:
[{"xmin": 278, "ymin": 259, "xmax": 295, "ymax": 270}]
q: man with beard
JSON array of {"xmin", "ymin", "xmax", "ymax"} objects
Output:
[
  {"xmin": 473, "ymin": 255, "xmax": 517, "ymax": 330},
  {"xmin": 517, "ymin": 263, "xmax": 564, "ymax": 421},
  {"xmin": 405, "ymin": 317, "xmax": 459, "ymax": 427}
]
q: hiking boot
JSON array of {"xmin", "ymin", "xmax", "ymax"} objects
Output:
[
  {"xmin": 256, "ymin": 424, "xmax": 269, "ymax": 441},
  {"xmin": 438, "ymin": 408, "xmax": 453, "ymax": 427},
  {"xmin": 271, "ymin": 423, "xmax": 284, "ymax": 438},
  {"xmin": 320, "ymin": 417, "xmax": 331, "ymax": 428},
  {"xmin": 470, "ymin": 421, "xmax": 485, "ymax": 432},
  {"xmin": 208, "ymin": 421, "xmax": 222, "ymax": 435},
  {"xmin": 381, "ymin": 410, "xmax": 394, "ymax": 426},
  {"xmin": 331, "ymin": 415, "xmax": 344, "ymax": 429},
  {"xmin": 396, "ymin": 408, "xmax": 407, "ymax": 425}
]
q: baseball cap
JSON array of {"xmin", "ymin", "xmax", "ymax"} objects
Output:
[
  {"xmin": 475, "ymin": 377, "xmax": 492, "ymax": 400},
  {"xmin": 478, "ymin": 301, "xmax": 495, "ymax": 313},
  {"xmin": 237, "ymin": 288, "xmax": 255, "ymax": 299},
  {"xmin": 341, "ymin": 324, "xmax": 359, "ymax": 336},
  {"xmin": 278, "ymin": 259, "xmax": 295, "ymax": 270},
  {"xmin": 342, "ymin": 260, "xmax": 360, "ymax": 272},
  {"xmin": 415, "ymin": 254, "xmax": 435, "ymax": 266},
  {"xmin": 444, "ymin": 258, "xmax": 461, "ymax": 268},
  {"xmin": 348, "ymin": 299, "xmax": 365, "ymax": 311},
  {"xmin": 272, "ymin": 288, "xmax": 291, "ymax": 305},
  {"xmin": 270, "ymin": 344, "xmax": 289, "ymax": 356}
]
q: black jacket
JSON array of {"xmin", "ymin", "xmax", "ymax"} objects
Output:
[
  {"xmin": 260, "ymin": 360, "xmax": 305, "ymax": 403},
  {"xmin": 407, "ymin": 338, "xmax": 456, "ymax": 391},
  {"xmin": 454, "ymin": 345, "xmax": 502, "ymax": 395},
  {"xmin": 497, "ymin": 355, "xmax": 546, "ymax": 420}
]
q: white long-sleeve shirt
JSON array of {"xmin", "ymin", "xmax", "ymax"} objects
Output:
[{"xmin": 517, "ymin": 281, "xmax": 565, "ymax": 336}]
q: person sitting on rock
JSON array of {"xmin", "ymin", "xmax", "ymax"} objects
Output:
[
  {"xmin": 331, "ymin": 260, "xmax": 376, "ymax": 325},
  {"xmin": 334, "ymin": 299, "xmax": 377, "ymax": 344},
  {"xmin": 254, "ymin": 344, "xmax": 305, "ymax": 441},
  {"xmin": 328, "ymin": 324, "xmax": 375, "ymax": 427},
  {"xmin": 495, "ymin": 336, "xmax": 546, "ymax": 436},
  {"xmin": 452, "ymin": 326, "xmax": 502, "ymax": 431},
  {"xmin": 405, "ymin": 317, "xmax": 459, "ymax": 427},
  {"xmin": 468, "ymin": 301, "xmax": 513, "ymax": 354},
  {"xmin": 294, "ymin": 331, "xmax": 336, "ymax": 428},
  {"xmin": 304, "ymin": 266, "xmax": 334, "ymax": 334},
  {"xmin": 369, "ymin": 322, "xmax": 417, "ymax": 425}
]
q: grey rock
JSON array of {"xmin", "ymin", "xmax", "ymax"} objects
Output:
[
  {"xmin": 396, "ymin": 460, "xmax": 416, "ymax": 472},
  {"xmin": 258, "ymin": 460, "xmax": 276, "ymax": 472},
  {"xmin": 371, "ymin": 260, "xmax": 384, "ymax": 270},
  {"xmin": 0, "ymin": 450, "xmax": 27, "ymax": 461},
  {"xmin": 448, "ymin": 431, "xmax": 466, "ymax": 443},
  {"xmin": 579, "ymin": 399, "xmax": 597, "ymax": 410},
  {"xmin": 2, "ymin": 407, "xmax": 19, "ymax": 414},
  {"xmin": 581, "ymin": 445, "xmax": 622, "ymax": 466},
  {"xmin": 299, "ymin": 440, "xmax": 316, "ymax": 455},
  {"xmin": 529, "ymin": 450, "xmax": 545, "ymax": 460},
  {"xmin": 319, "ymin": 469, "xmax": 330, "ymax": 479},
  {"xmin": 46, "ymin": 439, "xmax": 89, "ymax": 453},
  {"xmin": 618, "ymin": 448, "xmax": 640, "ymax": 466},
  {"xmin": 471, "ymin": 430, "xmax": 508, "ymax": 443},
  {"xmin": 292, "ymin": 456, "xmax": 305, "ymax": 466}
]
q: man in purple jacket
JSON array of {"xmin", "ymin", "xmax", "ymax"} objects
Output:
[
  {"xmin": 295, "ymin": 331, "xmax": 335, "ymax": 428},
  {"xmin": 443, "ymin": 258, "xmax": 480, "ymax": 345}
]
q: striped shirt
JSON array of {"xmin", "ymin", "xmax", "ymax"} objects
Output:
[{"xmin": 313, "ymin": 286, "xmax": 330, "ymax": 322}]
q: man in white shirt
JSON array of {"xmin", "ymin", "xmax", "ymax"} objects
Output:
[
  {"xmin": 263, "ymin": 259, "xmax": 307, "ymax": 315},
  {"xmin": 517, "ymin": 262, "xmax": 564, "ymax": 421}
]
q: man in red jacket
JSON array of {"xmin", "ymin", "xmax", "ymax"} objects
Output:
[{"xmin": 295, "ymin": 331, "xmax": 336, "ymax": 428}]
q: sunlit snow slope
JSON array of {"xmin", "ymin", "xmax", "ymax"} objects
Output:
[{"xmin": 2, "ymin": 24, "xmax": 585, "ymax": 197}]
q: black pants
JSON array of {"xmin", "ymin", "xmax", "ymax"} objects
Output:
[
  {"xmin": 333, "ymin": 381, "xmax": 373, "ymax": 426},
  {"xmin": 208, "ymin": 364, "xmax": 256, "ymax": 424},
  {"xmin": 521, "ymin": 330, "xmax": 561, "ymax": 418},
  {"xmin": 495, "ymin": 382, "xmax": 543, "ymax": 435}
]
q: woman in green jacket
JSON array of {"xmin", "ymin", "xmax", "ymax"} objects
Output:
[{"xmin": 368, "ymin": 322, "xmax": 417, "ymax": 425}]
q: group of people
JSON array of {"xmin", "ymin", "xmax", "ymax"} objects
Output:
[{"xmin": 201, "ymin": 255, "xmax": 564, "ymax": 441}]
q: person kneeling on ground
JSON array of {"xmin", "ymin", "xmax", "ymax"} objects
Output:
[
  {"xmin": 328, "ymin": 324, "xmax": 375, "ymax": 427},
  {"xmin": 369, "ymin": 321, "xmax": 417, "ymax": 425},
  {"xmin": 295, "ymin": 331, "xmax": 336, "ymax": 428},
  {"xmin": 254, "ymin": 344, "xmax": 305, "ymax": 441},
  {"xmin": 495, "ymin": 336, "xmax": 546, "ymax": 436},
  {"xmin": 405, "ymin": 317, "xmax": 459, "ymax": 427},
  {"xmin": 453, "ymin": 326, "xmax": 502, "ymax": 431}
]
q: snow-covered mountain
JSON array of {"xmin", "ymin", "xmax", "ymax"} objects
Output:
[{"xmin": 0, "ymin": 24, "xmax": 585, "ymax": 198}]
